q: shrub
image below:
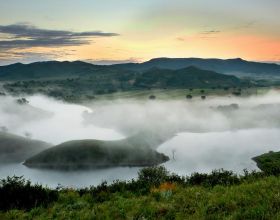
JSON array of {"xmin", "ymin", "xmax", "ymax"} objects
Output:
[
  {"xmin": 149, "ymin": 95, "xmax": 156, "ymax": 100},
  {"xmin": 138, "ymin": 166, "xmax": 169, "ymax": 187},
  {"xmin": 187, "ymin": 169, "xmax": 240, "ymax": 187},
  {"xmin": 186, "ymin": 94, "xmax": 192, "ymax": 99},
  {"xmin": 0, "ymin": 176, "xmax": 58, "ymax": 211}
]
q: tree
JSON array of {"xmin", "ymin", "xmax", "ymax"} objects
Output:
[
  {"xmin": 0, "ymin": 126, "xmax": 8, "ymax": 132},
  {"xmin": 24, "ymin": 132, "xmax": 32, "ymax": 139},
  {"xmin": 201, "ymin": 95, "xmax": 206, "ymax": 100},
  {"xmin": 149, "ymin": 95, "xmax": 156, "ymax": 100},
  {"xmin": 16, "ymin": 98, "xmax": 29, "ymax": 105},
  {"xmin": 186, "ymin": 94, "xmax": 192, "ymax": 99},
  {"xmin": 232, "ymin": 91, "xmax": 241, "ymax": 96}
]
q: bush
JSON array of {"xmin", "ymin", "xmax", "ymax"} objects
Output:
[
  {"xmin": 0, "ymin": 176, "xmax": 58, "ymax": 211},
  {"xmin": 187, "ymin": 169, "xmax": 240, "ymax": 187},
  {"xmin": 186, "ymin": 94, "xmax": 192, "ymax": 99},
  {"xmin": 138, "ymin": 166, "xmax": 169, "ymax": 187}
]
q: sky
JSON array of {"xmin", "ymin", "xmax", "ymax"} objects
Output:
[{"xmin": 0, "ymin": 0, "xmax": 279, "ymax": 65}]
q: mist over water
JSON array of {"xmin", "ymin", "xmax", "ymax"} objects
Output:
[
  {"xmin": 1, "ymin": 91, "xmax": 280, "ymax": 187},
  {"xmin": 159, "ymin": 129, "xmax": 280, "ymax": 175},
  {"xmin": 0, "ymin": 95, "xmax": 124, "ymax": 145}
]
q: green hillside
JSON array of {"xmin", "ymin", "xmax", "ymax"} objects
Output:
[{"xmin": 134, "ymin": 66, "xmax": 241, "ymax": 88}]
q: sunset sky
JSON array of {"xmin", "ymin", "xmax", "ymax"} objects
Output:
[{"xmin": 0, "ymin": 0, "xmax": 279, "ymax": 65}]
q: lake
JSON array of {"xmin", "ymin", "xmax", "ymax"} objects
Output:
[{"xmin": 1, "ymin": 94, "xmax": 280, "ymax": 188}]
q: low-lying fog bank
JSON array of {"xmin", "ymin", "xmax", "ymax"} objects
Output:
[
  {"xmin": 2, "ymin": 90, "xmax": 280, "ymax": 144},
  {"xmin": 0, "ymin": 91, "xmax": 280, "ymax": 187},
  {"xmin": 84, "ymin": 90, "xmax": 280, "ymax": 136}
]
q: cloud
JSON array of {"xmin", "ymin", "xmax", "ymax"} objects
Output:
[
  {"xmin": 233, "ymin": 21, "xmax": 257, "ymax": 30},
  {"xmin": 84, "ymin": 57, "xmax": 141, "ymax": 65},
  {"xmin": 0, "ymin": 23, "xmax": 119, "ymax": 49},
  {"xmin": 0, "ymin": 50, "xmax": 76, "ymax": 66},
  {"xmin": 176, "ymin": 29, "xmax": 221, "ymax": 42},
  {"xmin": 199, "ymin": 30, "xmax": 221, "ymax": 35}
]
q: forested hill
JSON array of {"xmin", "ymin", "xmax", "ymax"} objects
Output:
[{"xmin": 115, "ymin": 57, "xmax": 280, "ymax": 77}]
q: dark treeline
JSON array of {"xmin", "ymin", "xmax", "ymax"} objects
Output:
[{"xmin": 0, "ymin": 166, "xmax": 275, "ymax": 211}]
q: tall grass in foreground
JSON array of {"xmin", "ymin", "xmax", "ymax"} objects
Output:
[{"xmin": 0, "ymin": 167, "xmax": 279, "ymax": 219}]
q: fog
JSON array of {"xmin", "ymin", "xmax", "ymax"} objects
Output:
[
  {"xmin": 1, "ymin": 91, "xmax": 280, "ymax": 187},
  {"xmin": 0, "ymin": 95, "xmax": 124, "ymax": 145},
  {"xmin": 84, "ymin": 91, "xmax": 280, "ymax": 135}
]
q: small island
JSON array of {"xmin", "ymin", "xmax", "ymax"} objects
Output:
[
  {"xmin": 252, "ymin": 151, "xmax": 280, "ymax": 175},
  {"xmin": 0, "ymin": 131, "xmax": 50, "ymax": 163},
  {"xmin": 24, "ymin": 137, "xmax": 169, "ymax": 170}
]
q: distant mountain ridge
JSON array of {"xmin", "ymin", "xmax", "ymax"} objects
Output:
[
  {"xmin": 0, "ymin": 58, "xmax": 279, "ymax": 81},
  {"xmin": 0, "ymin": 61, "xmax": 106, "ymax": 80},
  {"xmin": 115, "ymin": 57, "xmax": 280, "ymax": 77}
]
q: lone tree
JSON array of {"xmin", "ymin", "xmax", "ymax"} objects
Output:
[
  {"xmin": 232, "ymin": 91, "xmax": 241, "ymax": 96},
  {"xmin": 201, "ymin": 95, "xmax": 206, "ymax": 100},
  {"xmin": 24, "ymin": 132, "xmax": 32, "ymax": 139},
  {"xmin": 16, "ymin": 98, "xmax": 29, "ymax": 105},
  {"xmin": 186, "ymin": 94, "xmax": 192, "ymax": 99},
  {"xmin": 149, "ymin": 95, "xmax": 156, "ymax": 100},
  {"xmin": 0, "ymin": 126, "xmax": 8, "ymax": 132},
  {"xmin": 200, "ymin": 89, "xmax": 205, "ymax": 94}
]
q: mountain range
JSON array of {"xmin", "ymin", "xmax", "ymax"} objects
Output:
[
  {"xmin": 115, "ymin": 58, "xmax": 280, "ymax": 78},
  {"xmin": 0, "ymin": 58, "xmax": 279, "ymax": 99},
  {"xmin": 0, "ymin": 58, "xmax": 279, "ymax": 81}
]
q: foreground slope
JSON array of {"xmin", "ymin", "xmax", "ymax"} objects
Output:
[
  {"xmin": 0, "ymin": 132, "xmax": 51, "ymax": 163},
  {"xmin": 24, "ymin": 136, "xmax": 169, "ymax": 169},
  {"xmin": 1, "ymin": 168, "xmax": 280, "ymax": 219}
]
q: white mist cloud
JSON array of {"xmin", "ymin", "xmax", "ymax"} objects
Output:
[
  {"xmin": 0, "ymin": 95, "xmax": 124, "ymax": 145},
  {"xmin": 84, "ymin": 90, "xmax": 280, "ymax": 135}
]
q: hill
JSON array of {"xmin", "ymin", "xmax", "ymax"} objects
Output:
[
  {"xmin": 134, "ymin": 66, "xmax": 241, "ymax": 88},
  {"xmin": 24, "ymin": 136, "xmax": 169, "ymax": 169},
  {"xmin": 0, "ymin": 132, "xmax": 51, "ymax": 163},
  {"xmin": 0, "ymin": 61, "xmax": 132, "ymax": 81},
  {"xmin": 116, "ymin": 57, "xmax": 280, "ymax": 78}
]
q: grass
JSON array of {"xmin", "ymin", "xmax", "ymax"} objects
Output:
[
  {"xmin": 0, "ymin": 167, "xmax": 280, "ymax": 219},
  {"xmin": 1, "ymin": 177, "xmax": 280, "ymax": 219}
]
